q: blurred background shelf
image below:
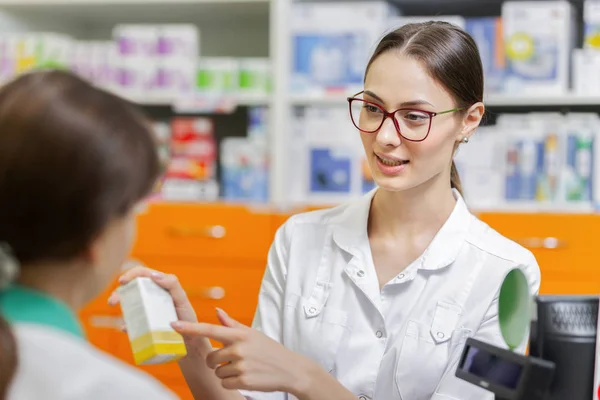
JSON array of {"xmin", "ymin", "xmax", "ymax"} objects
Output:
[
  {"xmin": 0, "ymin": 0, "xmax": 270, "ymax": 57},
  {"xmin": 290, "ymin": 93, "xmax": 600, "ymax": 107}
]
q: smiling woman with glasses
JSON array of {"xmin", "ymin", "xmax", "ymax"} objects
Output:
[{"xmin": 111, "ymin": 21, "xmax": 541, "ymax": 400}]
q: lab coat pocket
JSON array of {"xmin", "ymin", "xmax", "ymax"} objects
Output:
[
  {"xmin": 284, "ymin": 293, "xmax": 350, "ymax": 374},
  {"xmin": 395, "ymin": 305, "xmax": 470, "ymax": 399}
]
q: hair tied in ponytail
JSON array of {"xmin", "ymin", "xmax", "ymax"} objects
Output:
[{"xmin": 0, "ymin": 243, "xmax": 19, "ymax": 290}]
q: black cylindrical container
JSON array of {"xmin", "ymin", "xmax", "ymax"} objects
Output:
[{"xmin": 534, "ymin": 296, "xmax": 598, "ymax": 400}]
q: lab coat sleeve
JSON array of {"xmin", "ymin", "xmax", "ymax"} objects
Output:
[
  {"xmin": 239, "ymin": 218, "xmax": 295, "ymax": 400},
  {"xmin": 431, "ymin": 255, "xmax": 541, "ymax": 400}
]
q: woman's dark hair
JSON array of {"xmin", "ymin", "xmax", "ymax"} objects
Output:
[
  {"xmin": 0, "ymin": 69, "xmax": 160, "ymax": 397},
  {"xmin": 366, "ymin": 21, "xmax": 484, "ymax": 195}
]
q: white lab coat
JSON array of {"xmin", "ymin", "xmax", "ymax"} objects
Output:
[
  {"xmin": 8, "ymin": 323, "xmax": 179, "ymax": 400},
  {"xmin": 242, "ymin": 189, "xmax": 541, "ymax": 400}
]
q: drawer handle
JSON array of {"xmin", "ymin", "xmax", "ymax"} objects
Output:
[
  {"xmin": 188, "ymin": 286, "xmax": 226, "ymax": 300},
  {"xmin": 515, "ymin": 237, "xmax": 567, "ymax": 249},
  {"xmin": 88, "ymin": 315, "xmax": 124, "ymax": 330},
  {"xmin": 168, "ymin": 225, "xmax": 226, "ymax": 239}
]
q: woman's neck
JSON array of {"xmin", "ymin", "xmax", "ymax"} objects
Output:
[
  {"xmin": 17, "ymin": 262, "xmax": 91, "ymax": 312},
  {"xmin": 369, "ymin": 180, "xmax": 457, "ymax": 240}
]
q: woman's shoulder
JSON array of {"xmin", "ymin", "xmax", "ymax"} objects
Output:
[
  {"xmin": 466, "ymin": 216, "xmax": 536, "ymax": 264},
  {"xmin": 465, "ymin": 216, "xmax": 541, "ymax": 290},
  {"xmin": 278, "ymin": 193, "xmax": 372, "ymax": 234},
  {"xmin": 10, "ymin": 323, "xmax": 178, "ymax": 400}
]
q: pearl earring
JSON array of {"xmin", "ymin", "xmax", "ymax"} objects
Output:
[{"xmin": 462, "ymin": 137, "xmax": 469, "ymax": 144}]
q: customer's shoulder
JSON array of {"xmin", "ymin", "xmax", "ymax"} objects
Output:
[
  {"xmin": 466, "ymin": 216, "xmax": 537, "ymax": 267},
  {"xmin": 12, "ymin": 324, "xmax": 177, "ymax": 400}
]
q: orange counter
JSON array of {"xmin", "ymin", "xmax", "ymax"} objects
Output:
[{"xmin": 79, "ymin": 203, "xmax": 600, "ymax": 398}]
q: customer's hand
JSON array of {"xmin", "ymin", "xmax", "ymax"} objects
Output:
[
  {"xmin": 108, "ymin": 265, "xmax": 198, "ymax": 324},
  {"xmin": 171, "ymin": 308, "xmax": 314, "ymax": 396}
]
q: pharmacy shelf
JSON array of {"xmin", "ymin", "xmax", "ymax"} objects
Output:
[
  {"xmin": 289, "ymin": 93, "xmax": 600, "ymax": 108},
  {"xmin": 470, "ymin": 202, "xmax": 595, "ymax": 215},
  {"xmin": 485, "ymin": 94, "xmax": 600, "ymax": 107},
  {"xmin": 0, "ymin": 0, "xmax": 270, "ymax": 41},
  {"xmin": 0, "ymin": 0, "xmax": 266, "ymax": 3},
  {"xmin": 130, "ymin": 94, "xmax": 270, "ymax": 108}
]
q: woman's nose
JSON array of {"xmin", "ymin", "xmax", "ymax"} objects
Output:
[{"xmin": 375, "ymin": 117, "xmax": 402, "ymax": 147}]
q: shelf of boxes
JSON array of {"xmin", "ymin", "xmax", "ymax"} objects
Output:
[{"xmin": 0, "ymin": 0, "xmax": 272, "ymax": 108}]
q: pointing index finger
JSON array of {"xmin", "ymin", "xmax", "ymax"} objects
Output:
[{"xmin": 172, "ymin": 321, "xmax": 241, "ymax": 345}]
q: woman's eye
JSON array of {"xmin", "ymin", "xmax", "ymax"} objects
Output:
[
  {"xmin": 404, "ymin": 112, "xmax": 428, "ymax": 121},
  {"xmin": 364, "ymin": 104, "xmax": 382, "ymax": 113}
]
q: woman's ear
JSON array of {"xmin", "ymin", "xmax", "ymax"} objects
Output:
[{"xmin": 458, "ymin": 102, "xmax": 485, "ymax": 141}]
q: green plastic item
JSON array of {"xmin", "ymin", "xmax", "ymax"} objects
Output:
[{"xmin": 498, "ymin": 268, "xmax": 531, "ymax": 350}]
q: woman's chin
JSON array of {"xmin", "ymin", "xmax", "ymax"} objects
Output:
[{"xmin": 372, "ymin": 174, "xmax": 415, "ymax": 193}]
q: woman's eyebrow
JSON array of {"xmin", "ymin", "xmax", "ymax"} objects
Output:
[
  {"xmin": 363, "ymin": 90, "xmax": 385, "ymax": 103},
  {"xmin": 363, "ymin": 90, "xmax": 434, "ymax": 108},
  {"xmin": 400, "ymin": 99, "xmax": 434, "ymax": 108}
]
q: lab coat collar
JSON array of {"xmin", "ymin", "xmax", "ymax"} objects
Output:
[
  {"xmin": 331, "ymin": 188, "xmax": 473, "ymax": 271},
  {"xmin": 0, "ymin": 284, "xmax": 85, "ymax": 339}
]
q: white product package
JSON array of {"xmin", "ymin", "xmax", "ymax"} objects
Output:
[
  {"xmin": 454, "ymin": 126, "xmax": 505, "ymax": 210},
  {"xmin": 112, "ymin": 24, "xmax": 159, "ymax": 100},
  {"xmin": 155, "ymin": 24, "xmax": 199, "ymax": 100},
  {"xmin": 572, "ymin": 49, "xmax": 600, "ymax": 96},
  {"xmin": 502, "ymin": 1, "xmax": 576, "ymax": 96},
  {"xmin": 585, "ymin": 0, "xmax": 600, "ymax": 49},
  {"xmin": 290, "ymin": 1, "xmax": 399, "ymax": 94}
]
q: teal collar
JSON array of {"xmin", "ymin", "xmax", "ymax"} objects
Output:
[{"xmin": 0, "ymin": 284, "xmax": 85, "ymax": 339}]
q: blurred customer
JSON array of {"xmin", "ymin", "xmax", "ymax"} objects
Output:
[
  {"xmin": 0, "ymin": 70, "xmax": 177, "ymax": 400},
  {"xmin": 113, "ymin": 21, "xmax": 541, "ymax": 400}
]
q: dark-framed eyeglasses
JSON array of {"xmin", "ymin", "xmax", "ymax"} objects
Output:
[{"xmin": 346, "ymin": 91, "xmax": 463, "ymax": 142}]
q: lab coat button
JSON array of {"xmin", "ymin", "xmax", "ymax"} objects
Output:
[
  {"xmin": 308, "ymin": 307, "xmax": 317, "ymax": 315},
  {"xmin": 358, "ymin": 396, "xmax": 369, "ymax": 400},
  {"xmin": 398, "ymin": 273, "xmax": 405, "ymax": 279},
  {"xmin": 437, "ymin": 331, "xmax": 445, "ymax": 339},
  {"xmin": 357, "ymin": 270, "xmax": 365, "ymax": 277},
  {"xmin": 375, "ymin": 330, "xmax": 384, "ymax": 338}
]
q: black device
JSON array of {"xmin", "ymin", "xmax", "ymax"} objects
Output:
[
  {"xmin": 456, "ymin": 337, "xmax": 555, "ymax": 400},
  {"xmin": 531, "ymin": 295, "xmax": 599, "ymax": 400}
]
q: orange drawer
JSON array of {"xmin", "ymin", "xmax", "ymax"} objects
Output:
[
  {"xmin": 136, "ymin": 260, "xmax": 265, "ymax": 320},
  {"xmin": 477, "ymin": 213, "xmax": 600, "ymax": 295},
  {"xmin": 132, "ymin": 203, "xmax": 273, "ymax": 261}
]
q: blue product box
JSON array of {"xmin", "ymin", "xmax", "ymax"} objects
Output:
[
  {"xmin": 309, "ymin": 147, "xmax": 352, "ymax": 194},
  {"xmin": 465, "ymin": 17, "xmax": 505, "ymax": 94},
  {"xmin": 292, "ymin": 33, "xmax": 369, "ymax": 91}
]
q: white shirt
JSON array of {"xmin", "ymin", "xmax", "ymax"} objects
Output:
[
  {"xmin": 243, "ymin": 189, "xmax": 540, "ymax": 400},
  {"xmin": 9, "ymin": 323, "xmax": 179, "ymax": 400}
]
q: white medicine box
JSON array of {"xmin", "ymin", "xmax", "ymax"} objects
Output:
[
  {"xmin": 118, "ymin": 277, "xmax": 187, "ymax": 365},
  {"xmin": 501, "ymin": 1, "xmax": 576, "ymax": 96},
  {"xmin": 290, "ymin": 1, "xmax": 399, "ymax": 95},
  {"xmin": 585, "ymin": 0, "xmax": 600, "ymax": 49}
]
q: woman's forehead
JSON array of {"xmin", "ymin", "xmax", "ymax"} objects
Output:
[{"xmin": 364, "ymin": 52, "xmax": 453, "ymax": 107}]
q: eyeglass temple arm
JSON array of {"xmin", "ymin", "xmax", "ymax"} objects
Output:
[
  {"xmin": 349, "ymin": 90, "xmax": 365, "ymax": 99},
  {"xmin": 436, "ymin": 107, "xmax": 463, "ymax": 115}
]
